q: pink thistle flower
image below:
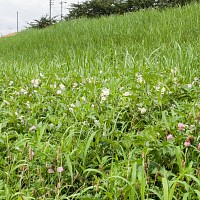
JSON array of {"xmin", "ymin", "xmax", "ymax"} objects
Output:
[
  {"xmin": 167, "ymin": 134, "xmax": 173, "ymax": 140},
  {"xmin": 198, "ymin": 143, "xmax": 200, "ymax": 150},
  {"xmin": 178, "ymin": 123, "xmax": 185, "ymax": 131},
  {"xmin": 184, "ymin": 141, "xmax": 191, "ymax": 147},
  {"xmin": 57, "ymin": 166, "xmax": 64, "ymax": 173}
]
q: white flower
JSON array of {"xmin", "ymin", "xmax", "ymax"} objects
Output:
[
  {"xmin": 119, "ymin": 87, "xmax": 124, "ymax": 91},
  {"xmin": 20, "ymin": 89, "xmax": 28, "ymax": 95},
  {"xmin": 99, "ymin": 70, "xmax": 103, "ymax": 74},
  {"xmin": 40, "ymin": 72, "xmax": 45, "ymax": 78},
  {"xmin": 101, "ymin": 96, "xmax": 107, "ymax": 102},
  {"xmin": 94, "ymin": 120, "xmax": 100, "ymax": 127},
  {"xmin": 69, "ymin": 107, "xmax": 74, "ymax": 112},
  {"xmin": 136, "ymin": 73, "xmax": 145, "ymax": 83},
  {"xmin": 123, "ymin": 91, "xmax": 131, "ymax": 96},
  {"xmin": 54, "ymin": 83, "xmax": 57, "ymax": 88},
  {"xmin": 70, "ymin": 103, "xmax": 76, "ymax": 108},
  {"xmin": 56, "ymin": 90, "xmax": 62, "ymax": 94},
  {"xmin": 82, "ymin": 96, "xmax": 86, "ymax": 102},
  {"xmin": 59, "ymin": 83, "xmax": 65, "ymax": 91},
  {"xmin": 187, "ymin": 84, "xmax": 193, "ymax": 89},
  {"xmin": 29, "ymin": 125, "xmax": 36, "ymax": 131},
  {"xmin": 25, "ymin": 101, "xmax": 31, "ymax": 108},
  {"xmin": 73, "ymin": 82, "xmax": 78, "ymax": 88},
  {"xmin": 31, "ymin": 79, "xmax": 40, "ymax": 88},
  {"xmin": 101, "ymin": 88, "xmax": 110, "ymax": 97},
  {"xmin": 161, "ymin": 87, "xmax": 166, "ymax": 95},
  {"xmin": 139, "ymin": 107, "xmax": 146, "ymax": 114}
]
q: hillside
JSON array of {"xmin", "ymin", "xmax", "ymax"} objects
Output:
[{"xmin": 0, "ymin": 3, "xmax": 199, "ymax": 199}]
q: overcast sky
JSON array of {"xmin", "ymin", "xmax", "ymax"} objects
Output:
[{"xmin": 0, "ymin": 0, "xmax": 85, "ymax": 36}]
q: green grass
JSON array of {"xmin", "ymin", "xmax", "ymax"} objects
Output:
[{"xmin": 0, "ymin": 3, "xmax": 200, "ymax": 199}]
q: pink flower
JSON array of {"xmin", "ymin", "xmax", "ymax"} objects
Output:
[
  {"xmin": 184, "ymin": 141, "xmax": 191, "ymax": 147},
  {"xmin": 198, "ymin": 143, "xmax": 200, "ymax": 150},
  {"xmin": 57, "ymin": 166, "xmax": 64, "ymax": 173},
  {"xmin": 167, "ymin": 134, "xmax": 173, "ymax": 140},
  {"xmin": 178, "ymin": 123, "xmax": 185, "ymax": 131}
]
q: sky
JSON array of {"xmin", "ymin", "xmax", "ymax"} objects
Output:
[{"xmin": 0, "ymin": 0, "xmax": 85, "ymax": 36}]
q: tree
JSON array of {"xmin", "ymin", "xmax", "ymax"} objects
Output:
[
  {"xmin": 28, "ymin": 16, "xmax": 57, "ymax": 29},
  {"xmin": 65, "ymin": 0, "xmax": 198, "ymax": 20}
]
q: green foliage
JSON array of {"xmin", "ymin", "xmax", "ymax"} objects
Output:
[
  {"xmin": 66, "ymin": 0, "xmax": 198, "ymax": 19},
  {"xmin": 0, "ymin": 3, "xmax": 199, "ymax": 199},
  {"xmin": 28, "ymin": 15, "xmax": 57, "ymax": 29}
]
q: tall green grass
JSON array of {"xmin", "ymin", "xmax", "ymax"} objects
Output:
[{"xmin": 0, "ymin": 3, "xmax": 199, "ymax": 199}]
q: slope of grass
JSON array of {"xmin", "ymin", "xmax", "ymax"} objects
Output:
[{"xmin": 0, "ymin": 3, "xmax": 199, "ymax": 199}]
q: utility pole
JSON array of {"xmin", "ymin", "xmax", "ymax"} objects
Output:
[
  {"xmin": 49, "ymin": 0, "xmax": 54, "ymax": 20},
  {"xmin": 17, "ymin": 11, "xmax": 19, "ymax": 32},
  {"xmin": 60, "ymin": 1, "xmax": 67, "ymax": 20}
]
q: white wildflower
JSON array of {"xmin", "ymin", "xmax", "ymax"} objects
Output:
[
  {"xmin": 101, "ymin": 96, "xmax": 107, "ymax": 102},
  {"xmin": 73, "ymin": 82, "xmax": 78, "ymax": 88},
  {"xmin": 88, "ymin": 78, "xmax": 92, "ymax": 84},
  {"xmin": 31, "ymin": 79, "xmax": 40, "ymax": 88},
  {"xmin": 59, "ymin": 83, "xmax": 65, "ymax": 91},
  {"xmin": 56, "ymin": 90, "xmax": 62, "ymax": 94},
  {"xmin": 119, "ymin": 87, "xmax": 124, "ymax": 91},
  {"xmin": 161, "ymin": 87, "xmax": 166, "ymax": 95},
  {"xmin": 101, "ymin": 88, "xmax": 110, "ymax": 97},
  {"xmin": 25, "ymin": 101, "xmax": 31, "ymax": 108},
  {"xmin": 82, "ymin": 96, "xmax": 86, "ymax": 102},
  {"xmin": 187, "ymin": 84, "xmax": 193, "ymax": 89},
  {"xmin": 123, "ymin": 91, "xmax": 131, "ymax": 97},
  {"xmin": 29, "ymin": 125, "xmax": 36, "ymax": 131},
  {"xmin": 20, "ymin": 89, "xmax": 28, "ymax": 95},
  {"xmin": 69, "ymin": 107, "xmax": 74, "ymax": 112},
  {"xmin": 70, "ymin": 103, "xmax": 76, "ymax": 108},
  {"xmin": 94, "ymin": 120, "xmax": 100, "ymax": 127},
  {"xmin": 136, "ymin": 73, "xmax": 145, "ymax": 84},
  {"xmin": 39, "ymin": 72, "xmax": 45, "ymax": 78},
  {"xmin": 139, "ymin": 107, "xmax": 147, "ymax": 114}
]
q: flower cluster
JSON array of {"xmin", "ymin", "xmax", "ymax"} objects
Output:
[{"xmin": 100, "ymin": 88, "xmax": 110, "ymax": 102}]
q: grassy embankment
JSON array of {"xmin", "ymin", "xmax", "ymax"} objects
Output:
[{"xmin": 0, "ymin": 3, "xmax": 199, "ymax": 199}]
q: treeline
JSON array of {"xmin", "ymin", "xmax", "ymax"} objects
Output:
[
  {"xmin": 28, "ymin": 0, "xmax": 198, "ymax": 29},
  {"xmin": 65, "ymin": 0, "xmax": 196, "ymax": 20}
]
